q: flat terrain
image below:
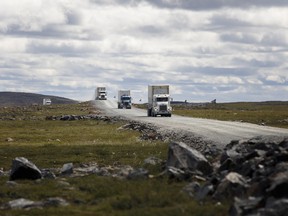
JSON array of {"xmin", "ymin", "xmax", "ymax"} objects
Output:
[
  {"xmin": 0, "ymin": 102, "xmax": 227, "ymax": 216},
  {"xmin": 0, "ymin": 100, "xmax": 287, "ymax": 215},
  {"xmin": 94, "ymin": 100, "xmax": 288, "ymax": 148}
]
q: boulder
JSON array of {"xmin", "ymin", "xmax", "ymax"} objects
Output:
[
  {"xmin": 60, "ymin": 163, "xmax": 73, "ymax": 175},
  {"xmin": 167, "ymin": 141, "xmax": 213, "ymax": 176},
  {"xmin": 213, "ymin": 172, "xmax": 249, "ymax": 200},
  {"xmin": 9, "ymin": 157, "xmax": 42, "ymax": 181}
]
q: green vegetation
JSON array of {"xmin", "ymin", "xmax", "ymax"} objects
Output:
[
  {"xmin": 0, "ymin": 102, "xmax": 228, "ymax": 215},
  {"xmin": 172, "ymin": 101, "xmax": 288, "ymax": 128}
]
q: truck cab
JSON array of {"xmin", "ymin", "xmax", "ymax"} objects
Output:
[
  {"xmin": 118, "ymin": 90, "xmax": 132, "ymax": 109},
  {"xmin": 119, "ymin": 95, "xmax": 132, "ymax": 109},
  {"xmin": 96, "ymin": 87, "xmax": 107, "ymax": 100},
  {"xmin": 147, "ymin": 85, "xmax": 172, "ymax": 117}
]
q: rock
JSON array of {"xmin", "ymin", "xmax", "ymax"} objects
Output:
[
  {"xmin": 167, "ymin": 141, "xmax": 213, "ymax": 176},
  {"xmin": 167, "ymin": 166, "xmax": 194, "ymax": 180},
  {"xmin": 9, "ymin": 157, "xmax": 42, "ymax": 181},
  {"xmin": 213, "ymin": 172, "xmax": 249, "ymax": 200},
  {"xmin": 41, "ymin": 169, "xmax": 56, "ymax": 179},
  {"xmin": 115, "ymin": 165, "xmax": 134, "ymax": 178},
  {"xmin": 60, "ymin": 163, "xmax": 73, "ymax": 175},
  {"xmin": 5, "ymin": 137, "xmax": 14, "ymax": 142},
  {"xmin": 0, "ymin": 197, "xmax": 69, "ymax": 210},
  {"xmin": 6, "ymin": 181, "xmax": 18, "ymax": 187},
  {"xmin": 229, "ymin": 197, "xmax": 264, "ymax": 216},
  {"xmin": 261, "ymin": 198, "xmax": 288, "ymax": 216},
  {"xmin": 195, "ymin": 183, "xmax": 214, "ymax": 201},
  {"xmin": 2, "ymin": 198, "xmax": 41, "ymax": 210},
  {"xmin": 266, "ymin": 171, "xmax": 288, "ymax": 198},
  {"xmin": 127, "ymin": 168, "xmax": 149, "ymax": 180},
  {"xmin": 43, "ymin": 197, "xmax": 69, "ymax": 207},
  {"xmin": 144, "ymin": 156, "xmax": 163, "ymax": 165},
  {"xmin": 182, "ymin": 182, "xmax": 201, "ymax": 197}
]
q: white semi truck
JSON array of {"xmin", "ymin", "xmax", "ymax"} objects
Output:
[
  {"xmin": 118, "ymin": 90, "xmax": 132, "ymax": 109},
  {"xmin": 147, "ymin": 85, "xmax": 172, "ymax": 117},
  {"xmin": 95, "ymin": 87, "xmax": 107, "ymax": 100}
]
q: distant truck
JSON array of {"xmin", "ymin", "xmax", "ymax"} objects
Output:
[
  {"xmin": 95, "ymin": 87, "xmax": 107, "ymax": 100},
  {"xmin": 147, "ymin": 85, "xmax": 172, "ymax": 117},
  {"xmin": 43, "ymin": 98, "xmax": 51, "ymax": 105},
  {"xmin": 118, "ymin": 90, "xmax": 132, "ymax": 109}
]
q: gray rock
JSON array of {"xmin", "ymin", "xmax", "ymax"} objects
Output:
[
  {"xmin": 41, "ymin": 169, "xmax": 56, "ymax": 179},
  {"xmin": 167, "ymin": 141, "xmax": 213, "ymax": 176},
  {"xmin": 43, "ymin": 197, "xmax": 69, "ymax": 207},
  {"xmin": 9, "ymin": 157, "xmax": 42, "ymax": 181},
  {"xmin": 61, "ymin": 163, "xmax": 73, "ymax": 175},
  {"xmin": 195, "ymin": 183, "xmax": 214, "ymax": 201},
  {"xmin": 182, "ymin": 182, "xmax": 201, "ymax": 197},
  {"xmin": 127, "ymin": 168, "xmax": 149, "ymax": 180},
  {"xmin": 144, "ymin": 156, "xmax": 163, "ymax": 165},
  {"xmin": 266, "ymin": 171, "xmax": 288, "ymax": 198},
  {"xmin": 213, "ymin": 172, "xmax": 249, "ymax": 200},
  {"xmin": 229, "ymin": 197, "xmax": 264, "ymax": 216},
  {"xmin": 2, "ymin": 198, "xmax": 42, "ymax": 210}
]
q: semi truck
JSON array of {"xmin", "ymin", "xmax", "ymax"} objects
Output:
[
  {"xmin": 147, "ymin": 85, "xmax": 172, "ymax": 117},
  {"xmin": 118, "ymin": 90, "xmax": 132, "ymax": 109},
  {"xmin": 95, "ymin": 87, "xmax": 107, "ymax": 100}
]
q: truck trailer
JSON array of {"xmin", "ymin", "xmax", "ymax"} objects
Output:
[
  {"xmin": 118, "ymin": 90, "xmax": 132, "ymax": 109},
  {"xmin": 95, "ymin": 87, "xmax": 107, "ymax": 100},
  {"xmin": 147, "ymin": 85, "xmax": 172, "ymax": 117}
]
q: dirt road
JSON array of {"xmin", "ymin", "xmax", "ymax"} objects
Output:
[{"xmin": 93, "ymin": 100, "xmax": 288, "ymax": 148}]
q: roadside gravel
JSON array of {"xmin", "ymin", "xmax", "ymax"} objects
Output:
[{"xmin": 92, "ymin": 100, "xmax": 288, "ymax": 149}]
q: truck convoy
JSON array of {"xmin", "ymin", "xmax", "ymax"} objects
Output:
[
  {"xmin": 95, "ymin": 87, "xmax": 107, "ymax": 100},
  {"xmin": 118, "ymin": 90, "xmax": 132, "ymax": 109},
  {"xmin": 147, "ymin": 85, "xmax": 172, "ymax": 117}
]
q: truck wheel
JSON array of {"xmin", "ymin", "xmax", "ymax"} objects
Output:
[{"xmin": 147, "ymin": 109, "xmax": 151, "ymax": 117}]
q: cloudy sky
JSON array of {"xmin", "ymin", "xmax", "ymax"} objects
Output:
[{"xmin": 1, "ymin": 0, "xmax": 288, "ymax": 102}]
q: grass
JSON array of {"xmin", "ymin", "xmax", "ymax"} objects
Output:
[
  {"xmin": 171, "ymin": 101, "xmax": 288, "ymax": 128},
  {"xmin": 0, "ymin": 102, "xmax": 229, "ymax": 215}
]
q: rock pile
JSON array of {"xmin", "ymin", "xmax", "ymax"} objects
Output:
[
  {"xmin": 168, "ymin": 136, "xmax": 288, "ymax": 216},
  {"xmin": 1, "ymin": 197, "xmax": 69, "ymax": 210},
  {"xmin": 45, "ymin": 114, "xmax": 121, "ymax": 122}
]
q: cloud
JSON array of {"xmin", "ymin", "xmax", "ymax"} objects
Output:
[
  {"xmin": 142, "ymin": 0, "xmax": 288, "ymax": 10},
  {"xmin": 0, "ymin": 0, "xmax": 287, "ymax": 102}
]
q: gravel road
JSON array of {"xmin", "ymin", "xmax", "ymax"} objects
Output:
[{"xmin": 93, "ymin": 100, "xmax": 288, "ymax": 148}]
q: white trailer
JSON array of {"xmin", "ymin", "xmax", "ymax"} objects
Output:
[
  {"xmin": 43, "ymin": 98, "xmax": 51, "ymax": 105},
  {"xmin": 147, "ymin": 85, "xmax": 172, "ymax": 117},
  {"xmin": 95, "ymin": 87, "xmax": 107, "ymax": 100},
  {"xmin": 118, "ymin": 90, "xmax": 132, "ymax": 109}
]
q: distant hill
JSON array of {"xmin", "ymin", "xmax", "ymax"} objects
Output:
[{"xmin": 0, "ymin": 92, "xmax": 78, "ymax": 107}]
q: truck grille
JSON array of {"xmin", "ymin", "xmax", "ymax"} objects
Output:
[{"xmin": 159, "ymin": 105, "xmax": 167, "ymax": 111}]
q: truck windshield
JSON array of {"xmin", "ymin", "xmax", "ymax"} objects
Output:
[
  {"xmin": 156, "ymin": 97, "xmax": 168, "ymax": 102},
  {"xmin": 122, "ymin": 96, "xmax": 131, "ymax": 100}
]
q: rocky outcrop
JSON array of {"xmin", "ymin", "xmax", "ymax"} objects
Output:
[{"xmin": 180, "ymin": 135, "xmax": 288, "ymax": 215}]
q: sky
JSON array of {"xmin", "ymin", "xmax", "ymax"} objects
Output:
[{"xmin": 0, "ymin": 0, "xmax": 288, "ymax": 103}]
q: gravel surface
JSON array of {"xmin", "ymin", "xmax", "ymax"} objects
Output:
[{"xmin": 92, "ymin": 100, "xmax": 288, "ymax": 149}]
